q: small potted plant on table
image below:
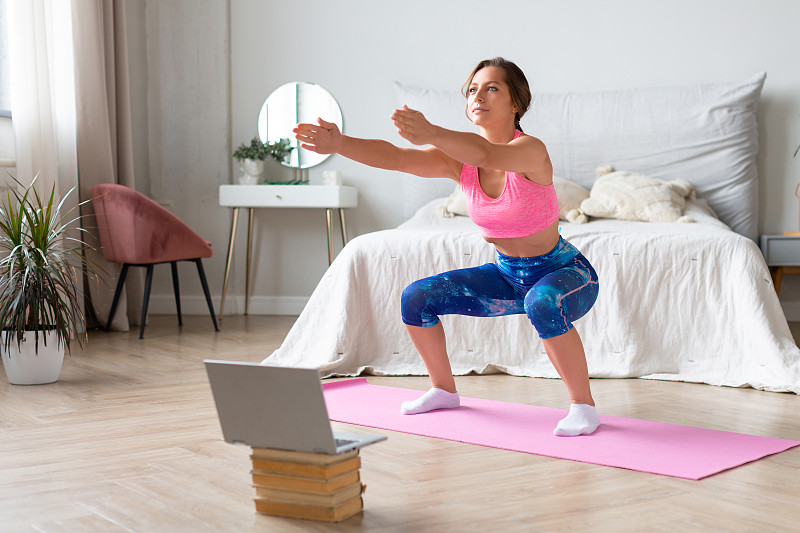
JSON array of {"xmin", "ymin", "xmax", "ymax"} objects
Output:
[{"xmin": 232, "ymin": 136, "xmax": 294, "ymax": 185}]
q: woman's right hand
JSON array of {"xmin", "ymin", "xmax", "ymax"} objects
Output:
[{"xmin": 293, "ymin": 118, "xmax": 342, "ymax": 154}]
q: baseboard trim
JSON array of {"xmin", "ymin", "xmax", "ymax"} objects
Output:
[{"xmin": 147, "ymin": 295, "xmax": 308, "ymax": 316}]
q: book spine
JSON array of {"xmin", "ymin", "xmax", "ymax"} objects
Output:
[
  {"xmin": 251, "ymin": 469, "xmax": 360, "ymax": 493},
  {"xmin": 250, "ymin": 457, "xmax": 360, "ymax": 479},
  {"xmin": 253, "ymin": 496, "xmax": 363, "ymax": 522},
  {"xmin": 250, "ymin": 447, "xmax": 358, "ymax": 465},
  {"xmin": 253, "ymin": 482, "xmax": 364, "ymax": 507}
]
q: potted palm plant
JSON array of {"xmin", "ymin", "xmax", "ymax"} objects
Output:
[{"xmin": 0, "ymin": 176, "xmax": 96, "ymax": 384}]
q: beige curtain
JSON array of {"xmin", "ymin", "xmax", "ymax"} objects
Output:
[{"xmin": 72, "ymin": 0, "xmax": 140, "ymax": 331}]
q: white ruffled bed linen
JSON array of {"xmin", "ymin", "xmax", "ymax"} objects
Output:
[{"xmin": 263, "ymin": 199, "xmax": 800, "ymax": 394}]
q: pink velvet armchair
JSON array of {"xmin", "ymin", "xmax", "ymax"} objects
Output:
[{"xmin": 91, "ymin": 184, "xmax": 219, "ymax": 338}]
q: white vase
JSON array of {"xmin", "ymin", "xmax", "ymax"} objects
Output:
[
  {"xmin": 1, "ymin": 330, "xmax": 64, "ymax": 385},
  {"xmin": 238, "ymin": 158, "xmax": 264, "ymax": 185}
]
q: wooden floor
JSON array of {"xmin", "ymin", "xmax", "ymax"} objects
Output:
[{"xmin": 1, "ymin": 315, "xmax": 799, "ymax": 532}]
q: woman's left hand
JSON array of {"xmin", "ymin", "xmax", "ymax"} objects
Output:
[
  {"xmin": 293, "ymin": 118, "xmax": 342, "ymax": 154},
  {"xmin": 391, "ymin": 105, "xmax": 437, "ymax": 145}
]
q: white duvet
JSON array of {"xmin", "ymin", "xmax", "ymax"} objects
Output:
[{"xmin": 263, "ymin": 199, "xmax": 800, "ymax": 394}]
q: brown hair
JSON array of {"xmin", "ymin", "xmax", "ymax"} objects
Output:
[{"xmin": 462, "ymin": 57, "xmax": 531, "ymax": 131}]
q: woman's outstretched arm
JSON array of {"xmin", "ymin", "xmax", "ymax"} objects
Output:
[
  {"xmin": 294, "ymin": 118, "xmax": 460, "ymax": 181},
  {"xmin": 391, "ymin": 106, "xmax": 549, "ymax": 178}
]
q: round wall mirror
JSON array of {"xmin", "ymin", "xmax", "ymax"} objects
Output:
[{"xmin": 257, "ymin": 82, "xmax": 343, "ymax": 169}]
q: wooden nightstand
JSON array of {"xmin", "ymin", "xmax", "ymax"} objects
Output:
[{"xmin": 760, "ymin": 234, "xmax": 800, "ymax": 293}]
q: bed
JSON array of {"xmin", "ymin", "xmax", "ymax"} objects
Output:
[{"xmin": 263, "ymin": 72, "xmax": 800, "ymax": 394}]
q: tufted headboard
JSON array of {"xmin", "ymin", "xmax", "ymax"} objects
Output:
[{"xmin": 395, "ymin": 73, "xmax": 766, "ymax": 240}]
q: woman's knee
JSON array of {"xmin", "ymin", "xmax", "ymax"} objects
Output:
[
  {"xmin": 524, "ymin": 287, "xmax": 566, "ymax": 338},
  {"xmin": 401, "ymin": 279, "xmax": 439, "ymax": 328},
  {"xmin": 523, "ymin": 270, "xmax": 599, "ymax": 338}
]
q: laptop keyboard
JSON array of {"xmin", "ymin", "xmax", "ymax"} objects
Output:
[{"xmin": 335, "ymin": 438, "xmax": 357, "ymax": 447}]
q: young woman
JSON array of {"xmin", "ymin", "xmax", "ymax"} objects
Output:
[{"xmin": 294, "ymin": 57, "xmax": 600, "ymax": 436}]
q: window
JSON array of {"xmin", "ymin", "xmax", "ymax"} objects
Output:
[{"xmin": 0, "ymin": 0, "xmax": 10, "ymax": 118}]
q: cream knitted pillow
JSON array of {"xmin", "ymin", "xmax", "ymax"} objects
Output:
[
  {"xmin": 554, "ymin": 176, "xmax": 589, "ymax": 223},
  {"xmin": 437, "ymin": 185, "xmax": 468, "ymax": 217},
  {"xmin": 580, "ymin": 169, "xmax": 695, "ymax": 223}
]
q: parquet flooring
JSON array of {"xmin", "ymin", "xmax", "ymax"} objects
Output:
[{"xmin": 1, "ymin": 315, "xmax": 798, "ymax": 532}]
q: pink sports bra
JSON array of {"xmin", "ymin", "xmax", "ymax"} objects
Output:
[{"xmin": 460, "ymin": 130, "xmax": 559, "ymax": 239}]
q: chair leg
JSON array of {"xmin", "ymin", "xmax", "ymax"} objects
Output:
[
  {"xmin": 139, "ymin": 264, "xmax": 155, "ymax": 339},
  {"xmin": 195, "ymin": 259, "xmax": 220, "ymax": 332},
  {"xmin": 171, "ymin": 261, "xmax": 183, "ymax": 326},
  {"xmin": 105, "ymin": 264, "xmax": 129, "ymax": 332}
]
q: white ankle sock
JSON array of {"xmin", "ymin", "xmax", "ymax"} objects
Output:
[
  {"xmin": 400, "ymin": 388, "xmax": 460, "ymax": 415},
  {"xmin": 553, "ymin": 403, "xmax": 600, "ymax": 436}
]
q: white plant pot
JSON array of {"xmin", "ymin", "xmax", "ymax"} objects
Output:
[
  {"xmin": 1, "ymin": 330, "xmax": 64, "ymax": 385},
  {"xmin": 237, "ymin": 158, "xmax": 264, "ymax": 185}
]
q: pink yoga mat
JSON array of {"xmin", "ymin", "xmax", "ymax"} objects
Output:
[{"xmin": 322, "ymin": 378, "xmax": 800, "ymax": 480}]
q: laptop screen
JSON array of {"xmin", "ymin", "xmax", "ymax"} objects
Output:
[{"xmin": 204, "ymin": 360, "xmax": 338, "ymax": 452}]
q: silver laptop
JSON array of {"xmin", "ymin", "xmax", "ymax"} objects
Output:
[{"xmin": 204, "ymin": 360, "xmax": 386, "ymax": 454}]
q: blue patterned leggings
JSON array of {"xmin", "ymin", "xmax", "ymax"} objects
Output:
[{"xmin": 401, "ymin": 237, "xmax": 599, "ymax": 339}]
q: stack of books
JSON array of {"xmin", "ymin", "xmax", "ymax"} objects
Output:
[{"xmin": 250, "ymin": 447, "xmax": 365, "ymax": 522}]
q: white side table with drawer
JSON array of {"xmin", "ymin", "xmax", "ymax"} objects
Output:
[
  {"xmin": 218, "ymin": 184, "xmax": 358, "ymax": 317},
  {"xmin": 759, "ymin": 234, "xmax": 800, "ymax": 294}
]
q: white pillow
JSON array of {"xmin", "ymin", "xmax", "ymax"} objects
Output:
[
  {"xmin": 437, "ymin": 176, "xmax": 590, "ymax": 222},
  {"xmin": 579, "ymin": 170, "xmax": 695, "ymax": 223}
]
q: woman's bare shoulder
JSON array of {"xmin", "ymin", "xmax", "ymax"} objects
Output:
[{"xmin": 513, "ymin": 132, "xmax": 547, "ymax": 150}]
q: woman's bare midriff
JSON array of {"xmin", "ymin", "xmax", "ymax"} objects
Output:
[{"xmin": 484, "ymin": 219, "xmax": 560, "ymax": 257}]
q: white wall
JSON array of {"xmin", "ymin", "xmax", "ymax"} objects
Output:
[
  {"xmin": 135, "ymin": 0, "xmax": 800, "ymax": 317},
  {"xmin": 129, "ymin": 0, "xmax": 234, "ymax": 315}
]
